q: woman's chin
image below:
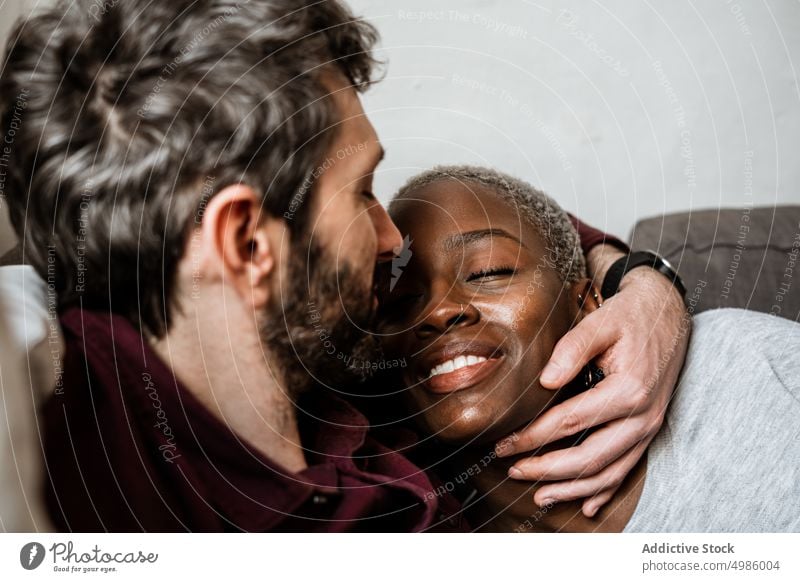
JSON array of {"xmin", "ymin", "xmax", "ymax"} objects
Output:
[{"xmin": 421, "ymin": 410, "xmax": 511, "ymax": 447}]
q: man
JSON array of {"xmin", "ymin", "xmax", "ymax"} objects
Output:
[{"xmin": 0, "ymin": 0, "xmax": 687, "ymax": 530}]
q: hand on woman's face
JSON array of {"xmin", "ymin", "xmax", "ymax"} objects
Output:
[{"xmin": 376, "ymin": 179, "xmax": 588, "ymax": 445}]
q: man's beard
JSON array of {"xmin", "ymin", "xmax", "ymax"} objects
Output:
[{"xmin": 260, "ymin": 239, "xmax": 382, "ymax": 399}]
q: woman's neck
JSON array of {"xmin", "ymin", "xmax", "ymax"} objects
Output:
[{"xmin": 456, "ymin": 437, "xmax": 647, "ymax": 533}]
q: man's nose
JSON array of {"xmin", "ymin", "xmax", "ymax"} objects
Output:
[{"xmin": 368, "ymin": 202, "xmax": 403, "ymax": 264}]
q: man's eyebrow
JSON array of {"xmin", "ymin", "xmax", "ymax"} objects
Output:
[{"xmin": 442, "ymin": 228, "xmax": 526, "ymax": 251}]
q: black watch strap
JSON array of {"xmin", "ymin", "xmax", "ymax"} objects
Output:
[{"xmin": 601, "ymin": 251, "xmax": 686, "ymax": 300}]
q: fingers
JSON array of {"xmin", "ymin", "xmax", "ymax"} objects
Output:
[
  {"xmin": 540, "ymin": 306, "xmax": 620, "ymax": 389},
  {"xmin": 508, "ymin": 415, "xmax": 650, "ymax": 481},
  {"xmin": 582, "ymin": 487, "xmax": 618, "ymax": 518},
  {"xmin": 509, "ymin": 416, "xmax": 660, "ymax": 481},
  {"xmin": 497, "ymin": 375, "xmax": 641, "ymax": 457},
  {"xmin": 529, "ymin": 440, "xmax": 649, "ymax": 512}
]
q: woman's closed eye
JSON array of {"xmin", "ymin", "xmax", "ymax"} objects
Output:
[{"xmin": 466, "ymin": 266, "xmax": 516, "ymax": 283}]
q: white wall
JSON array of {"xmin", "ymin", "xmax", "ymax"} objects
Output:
[
  {"xmin": 349, "ymin": 0, "xmax": 800, "ymax": 239},
  {"xmin": 0, "ymin": 0, "xmax": 45, "ymax": 255},
  {"xmin": 0, "ymin": 1, "xmax": 797, "ymax": 246}
]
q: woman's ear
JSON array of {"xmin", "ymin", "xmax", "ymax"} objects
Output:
[{"xmin": 572, "ymin": 278, "xmax": 603, "ymax": 319}]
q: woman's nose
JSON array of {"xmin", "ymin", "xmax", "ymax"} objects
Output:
[{"xmin": 416, "ymin": 295, "xmax": 480, "ymax": 337}]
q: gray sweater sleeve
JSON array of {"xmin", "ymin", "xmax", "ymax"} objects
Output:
[{"xmin": 624, "ymin": 308, "xmax": 800, "ymax": 533}]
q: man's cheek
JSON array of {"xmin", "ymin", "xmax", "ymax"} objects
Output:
[{"xmin": 344, "ymin": 216, "xmax": 378, "ymax": 270}]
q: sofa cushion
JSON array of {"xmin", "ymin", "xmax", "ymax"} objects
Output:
[{"xmin": 629, "ymin": 206, "xmax": 800, "ymax": 321}]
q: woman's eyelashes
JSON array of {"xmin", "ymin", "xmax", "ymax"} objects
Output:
[{"xmin": 465, "ymin": 265, "xmax": 516, "ymax": 283}]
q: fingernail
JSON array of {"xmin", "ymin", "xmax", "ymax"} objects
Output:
[
  {"xmin": 538, "ymin": 498, "xmax": 555, "ymax": 508},
  {"xmin": 508, "ymin": 466, "xmax": 524, "ymax": 479},
  {"xmin": 585, "ymin": 504, "xmax": 598, "ymax": 518},
  {"xmin": 540, "ymin": 361, "xmax": 562, "ymax": 384}
]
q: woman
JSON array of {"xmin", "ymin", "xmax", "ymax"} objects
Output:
[{"xmin": 375, "ymin": 165, "xmax": 800, "ymax": 532}]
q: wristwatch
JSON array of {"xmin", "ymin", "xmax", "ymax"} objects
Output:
[{"xmin": 600, "ymin": 250, "xmax": 686, "ymax": 301}]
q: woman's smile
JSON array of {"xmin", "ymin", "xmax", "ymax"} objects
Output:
[{"xmin": 412, "ymin": 337, "xmax": 506, "ymax": 394}]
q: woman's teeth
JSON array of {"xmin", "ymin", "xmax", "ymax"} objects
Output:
[{"xmin": 427, "ymin": 355, "xmax": 488, "ymax": 379}]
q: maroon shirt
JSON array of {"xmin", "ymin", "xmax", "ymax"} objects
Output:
[
  {"xmin": 43, "ymin": 221, "xmax": 620, "ymax": 532},
  {"xmin": 569, "ymin": 214, "xmax": 629, "ymax": 256},
  {"xmin": 44, "ymin": 308, "xmax": 464, "ymax": 532}
]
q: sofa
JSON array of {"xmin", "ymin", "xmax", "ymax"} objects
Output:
[
  {"xmin": 630, "ymin": 205, "xmax": 800, "ymax": 322},
  {"xmin": 0, "ymin": 204, "xmax": 797, "ymax": 531}
]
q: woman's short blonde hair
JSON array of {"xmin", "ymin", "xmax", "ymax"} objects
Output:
[{"xmin": 392, "ymin": 165, "xmax": 587, "ymax": 284}]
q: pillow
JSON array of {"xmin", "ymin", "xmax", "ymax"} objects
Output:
[
  {"xmin": 0, "ymin": 265, "xmax": 57, "ymax": 531},
  {"xmin": 630, "ymin": 206, "xmax": 800, "ymax": 322}
]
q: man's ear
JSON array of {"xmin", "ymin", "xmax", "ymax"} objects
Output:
[
  {"xmin": 571, "ymin": 278, "xmax": 603, "ymax": 319},
  {"xmin": 196, "ymin": 183, "xmax": 279, "ymax": 309}
]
